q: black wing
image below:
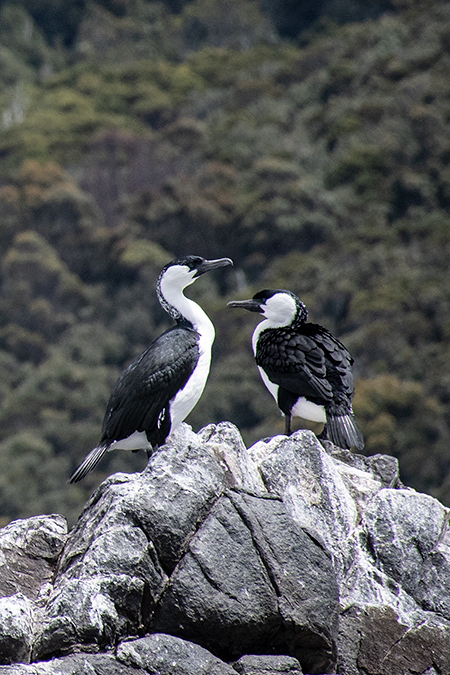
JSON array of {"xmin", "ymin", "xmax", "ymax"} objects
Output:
[
  {"xmin": 100, "ymin": 325, "xmax": 200, "ymax": 444},
  {"xmin": 255, "ymin": 323, "xmax": 354, "ymax": 410},
  {"xmin": 311, "ymin": 325, "xmax": 355, "ymax": 411}
]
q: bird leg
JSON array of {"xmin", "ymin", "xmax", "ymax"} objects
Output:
[
  {"xmin": 147, "ymin": 444, "xmax": 156, "ymax": 460},
  {"xmin": 284, "ymin": 414, "xmax": 292, "ymax": 436}
]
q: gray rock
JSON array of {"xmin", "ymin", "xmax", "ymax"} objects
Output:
[
  {"xmin": 0, "ymin": 595, "xmax": 33, "ymax": 665},
  {"xmin": 336, "ymin": 488, "xmax": 450, "ymax": 674},
  {"xmin": 337, "ymin": 605, "xmax": 450, "ymax": 675},
  {"xmin": 327, "ymin": 446, "xmax": 401, "ymax": 489},
  {"xmin": 153, "ymin": 489, "xmax": 338, "ymax": 674},
  {"xmin": 249, "ymin": 429, "xmax": 450, "ymax": 674},
  {"xmin": 0, "ymin": 515, "xmax": 67, "ymax": 665},
  {"xmin": 232, "ymin": 654, "xmax": 303, "ymax": 674},
  {"xmin": 364, "ymin": 488, "xmax": 447, "ymax": 595},
  {"xmin": 1, "ymin": 422, "xmax": 450, "ymax": 674},
  {"xmin": 0, "ymin": 653, "xmax": 144, "ymax": 674},
  {"xmin": 0, "ymin": 515, "xmax": 67, "ymax": 601},
  {"xmin": 33, "ymin": 424, "xmax": 227, "ymax": 661},
  {"xmin": 250, "ymin": 431, "xmax": 359, "ymax": 578},
  {"xmin": 416, "ymin": 530, "xmax": 450, "ymax": 619},
  {"xmin": 366, "ymin": 453, "xmax": 401, "ymax": 488},
  {"xmin": 34, "ymin": 424, "xmax": 338, "ymax": 671},
  {"xmin": 117, "ymin": 633, "xmax": 236, "ymax": 674},
  {"xmin": 198, "ymin": 422, "xmax": 266, "ymax": 494}
]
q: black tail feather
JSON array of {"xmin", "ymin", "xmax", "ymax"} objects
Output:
[
  {"xmin": 327, "ymin": 414, "xmax": 364, "ymax": 451},
  {"xmin": 69, "ymin": 444, "xmax": 109, "ymax": 483}
]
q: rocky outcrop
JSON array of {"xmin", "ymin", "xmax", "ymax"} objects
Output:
[{"xmin": 0, "ymin": 422, "xmax": 449, "ymax": 674}]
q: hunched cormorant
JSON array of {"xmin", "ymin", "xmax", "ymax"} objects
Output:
[{"xmin": 228, "ymin": 288, "xmax": 364, "ymax": 450}]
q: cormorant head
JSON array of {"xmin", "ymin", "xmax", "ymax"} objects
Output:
[
  {"xmin": 228, "ymin": 289, "xmax": 307, "ymax": 326},
  {"xmin": 159, "ymin": 256, "xmax": 233, "ymax": 289},
  {"xmin": 157, "ymin": 256, "xmax": 233, "ymax": 320}
]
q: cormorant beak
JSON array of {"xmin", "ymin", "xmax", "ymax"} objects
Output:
[
  {"xmin": 227, "ymin": 299, "xmax": 263, "ymax": 313},
  {"xmin": 194, "ymin": 257, "xmax": 233, "ymax": 277}
]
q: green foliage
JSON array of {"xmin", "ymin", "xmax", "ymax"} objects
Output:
[
  {"xmin": 0, "ymin": 4, "xmax": 64, "ymax": 142},
  {"xmin": 0, "ymin": 230, "xmax": 92, "ymax": 347},
  {"xmin": 353, "ymin": 375, "xmax": 450, "ymax": 502},
  {"xmin": 119, "ymin": 239, "xmax": 170, "ymax": 269},
  {"xmin": 187, "ymin": 44, "xmax": 291, "ymax": 88},
  {"xmin": 14, "ymin": 0, "xmax": 86, "ymax": 47},
  {"xmin": 0, "ymin": 0, "xmax": 450, "ymax": 525},
  {"xmin": 325, "ymin": 144, "xmax": 392, "ymax": 193},
  {"xmin": 76, "ymin": 2, "xmax": 178, "ymax": 63},
  {"xmin": 0, "ymin": 431, "xmax": 70, "ymax": 519},
  {"xmin": 0, "ymin": 328, "xmax": 138, "ymax": 523},
  {"xmin": 177, "ymin": 0, "xmax": 277, "ymax": 52},
  {"xmin": 0, "ymin": 84, "xmax": 147, "ymax": 170}
]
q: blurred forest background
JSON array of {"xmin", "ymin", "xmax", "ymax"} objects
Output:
[{"xmin": 0, "ymin": 0, "xmax": 449, "ymax": 525}]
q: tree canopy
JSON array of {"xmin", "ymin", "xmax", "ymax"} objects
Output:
[{"xmin": 0, "ymin": 0, "xmax": 449, "ymax": 524}]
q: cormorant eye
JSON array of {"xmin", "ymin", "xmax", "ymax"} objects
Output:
[{"xmin": 191, "ymin": 256, "xmax": 204, "ymax": 269}]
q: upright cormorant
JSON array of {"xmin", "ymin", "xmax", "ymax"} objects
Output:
[
  {"xmin": 70, "ymin": 255, "xmax": 233, "ymax": 482},
  {"xmin": 228, "ymin": 289, "xmax": 363, "ymax": 450}
]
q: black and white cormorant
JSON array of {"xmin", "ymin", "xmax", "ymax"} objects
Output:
[
  {"xmin": 228, "ymin": 289, "xmax": 364, "ymax": 450},
  {"xmin": 69, "ymin": 255, "xmax": 233, "ymax": 483}
]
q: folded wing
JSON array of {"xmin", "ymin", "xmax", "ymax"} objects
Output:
[{"xmin": 100, "ymin": 325, "xmax": 200, "ymax": 446}]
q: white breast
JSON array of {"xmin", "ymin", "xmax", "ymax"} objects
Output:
[
  {"xmin": 253, "ymin": 321, "xmax": 279, "ymax": 404},
  {"xmin": 169, "ymin": 300, "xmax": 216, "ymax": 433},
  {"xmin": 158, "ymin": 272, "xmax": 216, "ymax": 435},
  {"xmin": 169, "ymin": 332, "xmax": 212, "ymax": 431},
  {"xmin": 257, "ymin": 365, "xmax": 279, "ymax": 403}
]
